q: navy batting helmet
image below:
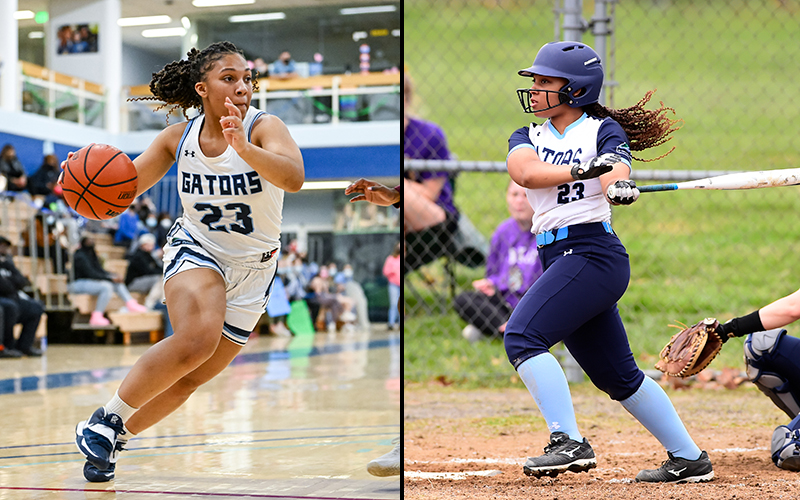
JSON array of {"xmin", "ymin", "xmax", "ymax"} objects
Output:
[{"xmin": 516, "ymin": 41, "xmax": 604, "ymax": 113}]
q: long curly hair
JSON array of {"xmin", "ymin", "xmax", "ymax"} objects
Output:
[
  {"xmin": 584, "ymin": 90, "xmax": 683, "ymax": 162},
  {"xmin": 129, "ymin": 41, "xmax": 258, "ymax": 123}
]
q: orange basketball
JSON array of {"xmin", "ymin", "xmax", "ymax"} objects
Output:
[{"xmin": 60, "ymin": 143, "xmax": 138, "ymax": 220}]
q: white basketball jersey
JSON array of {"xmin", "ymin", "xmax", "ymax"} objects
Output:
[
  {"xmin": 175, "ymin": 106, "xmax": 284, "ymax": 260},
  {"xmin": 523, "ymin": 114, "xmax": 624, "ymax": 234}
]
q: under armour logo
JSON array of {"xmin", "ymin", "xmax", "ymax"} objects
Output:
[
  {"xmin": 559, "ymin": 447, "xmax": 580, "ymax": 458},
  {"xmin": 668, "ymin": 467, "xmax": 687, "ymax": 476},
  {"xmin": 564, "ymin": 249, "xmax": 573, "ymax": 256},
  {"xmin": 184, "ymin": 150, "xmax": 196, "ymax": 157}
]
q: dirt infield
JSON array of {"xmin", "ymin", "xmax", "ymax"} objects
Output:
[{"xmin": 404, "ymin": 380, "xmax": 800, "ymax": 499}]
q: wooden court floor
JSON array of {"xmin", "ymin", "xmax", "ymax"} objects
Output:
[{"xmin": 0, "ymin": 326, "xmax": 400, "ymax": 500}]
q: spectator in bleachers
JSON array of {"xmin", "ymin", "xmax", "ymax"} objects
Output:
[
  {"xmin": 309, "ymin": 53, "xmax": 324, "ymax": 76},
  {"xmin": 383, "ymin": 242, "xmax": 401, "ymax": 330},
  {"xmin": 253, "ymin": 57, "xmax": 269, "ymax": 79},
  {"xmin": 155, "ymin": 212, "xmax": 173, "ymax": 249},
  {"xmin": 69, "ymin": 236, "xmax": 147, "ymax": 326},
  {"xmin": 28, "ymin": 154, "xmax": 61, "ymax": 197},
  {"xmin": 125, "ymin": 233, "xmax": 164, "ymax": 310},
  {"xmin": 335, "ymin": 263, "xmax": 370, "ymax": 330},
  {"xmin": 114, "ymin": 205, "xmax": 145, "ymax": 250},
  {"xmin": 272, "ymin": 51, "xmax": 299, "ymax": 80},
  {"xmin": 0, "ymin": 236, "xmax": 44, "ymax": 357},
  {"xmin": 22, "ymin": 211, "xmax": 70, "ymax": 274},
  {"xmin": 0, "ymin": 144, "xmax": 28, "ymax": 192}
]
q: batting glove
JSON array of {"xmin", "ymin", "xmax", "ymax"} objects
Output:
[
  {"xmin": 606, "ymin": 180, "xmax": 640, "ymax": 205},
  {"xmin": 570, "ymin": 153, "xmax": 622, "ymax": 181}
]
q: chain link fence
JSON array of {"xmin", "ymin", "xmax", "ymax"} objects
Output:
[{"xmin": 404, "ymin": 0, "xmax": 800, "ymax": 385}]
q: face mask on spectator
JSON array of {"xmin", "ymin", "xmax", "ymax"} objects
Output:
[
  {"xmin": 146, "ymin": 217, "xmax": 157, "ymax": 228},
  {"xmin": 343, "ymin": 268, "xmax": 353, "ymax": 278},
  {"xmin": 160, "ymin": 218, "xmax": 172, "ymax": 229}
]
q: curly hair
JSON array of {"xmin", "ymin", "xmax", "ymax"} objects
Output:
[
  {"xmin": 129, "ymin": 41, "xmax": 258, "ymax": 123},
  {"xmin": 584, "ymin": 90, "xmax": 683, "ymax": 162}
]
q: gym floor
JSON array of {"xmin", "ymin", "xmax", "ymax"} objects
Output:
[{"xmin": 0, "ymin": 326, "xmax": 401, "ymax": 500}]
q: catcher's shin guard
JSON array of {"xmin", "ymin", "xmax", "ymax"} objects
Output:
[
  {"xmin": 771, "ymin": 414, "xmax": 800, "ymax": 471},
  {"xmin": 744, "ymin": 329, "xmax": 800, "ymax": 419}
]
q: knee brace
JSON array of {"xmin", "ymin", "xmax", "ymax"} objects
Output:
[{"xmin": 745, "ymin": 329, "xmax": 800, "ymax": 419}]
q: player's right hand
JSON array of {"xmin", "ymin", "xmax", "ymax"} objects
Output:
[
  {"xmin": 57, "ymin": 152, "xmax": 75, "ymax": 187},
  {"xmin": 570, "ymin": 153, "xmax": 622, "ymax": 180}
]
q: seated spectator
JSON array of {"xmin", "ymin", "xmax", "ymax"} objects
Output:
[
  {"xmin": 454, "ymin": 181, "xmax": 543, "ymax": 343},
  {"xmin": 308, "ymin": 266, "xmax": 356, "ymax": 331},
  {"xmin": 309, "ymin": 53, "xmax": 324, "ymax": 76},
  {"xmin": 253, "ymin": 57, "xmax": 269, "ymax": 79},
  {"xmin": 272, "ymin": 51, "xmax": 299, "ymax": 80},
  {"xmin": 383, "ymin": 242, "xmax": 401, "ymax": 330},
  {"xmin": 404, "ymin": 71, "xmax": 460, "ymax": 273},
  {"xmin": 68, "ymin": 236, "xmax": 147, "ymax": 326},
  {"xmin": 125, "ymin": 233, "xmax": 164, "ymax": 309},
  {"xmin": 155, "ymin": 212, "xmax": 173, "ymax": 248},
  {"xmin": 0, "ymin": 144, "xmax": 28, "ymax": 192},
  {"xmin": 0, "ymin": 236, "xmax": 44, "ymax": 356},
  {"xmin": 28, "ymin": 154, "xmax": 61, "ymax": 197},
  {"xmin": 335, "ymin": 263, "xmax": 370, "ymax": 330},
  {"xmin": 114, "ymin": 205, "xmax": 146, "ymax": 250},
  {"xmin": 22, "ymin": 210, "xmax": 70, "ymax": 274}
]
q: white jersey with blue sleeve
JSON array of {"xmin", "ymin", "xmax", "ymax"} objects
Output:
[
  {"xmin": 506, "ymin": 113, "xmax": 632, "ymax": 235},
  {"xmin": 174, "ymin": 106, "xmax": 284, "ymax": 261}
]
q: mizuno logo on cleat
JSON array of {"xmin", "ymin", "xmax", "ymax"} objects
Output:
[
  {"xmin": 668, "ymin": 467, "xmax": 687, "ymax": 476},
  {"xmin": 560, "ymin": 447, "xmax": 580, "ymax": 458}
]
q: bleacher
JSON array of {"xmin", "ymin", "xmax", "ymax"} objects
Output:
[{"xmin": 0, "ymin": 196, "xmax": 164, "ymax": 345}]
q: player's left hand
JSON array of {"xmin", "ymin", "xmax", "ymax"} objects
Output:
[
  {"xmin": 606, "ymin": 180, "xmax": 640, "ymax": 205},
  {"xmin": 345, "ymin": 178, "xmax": 400, "ymax": 206},
  {"xmin": 221, "ymin": 97, "xmax": 246, "ymax": 152}
]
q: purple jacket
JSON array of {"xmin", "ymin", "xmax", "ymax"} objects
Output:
[
  {"xmin": 404, "ymin": 117, "xmax": 457, "ymax": 216},
  {"xmin": 486, "ymin": 218, "xmax": 543, "ymax": 309}
]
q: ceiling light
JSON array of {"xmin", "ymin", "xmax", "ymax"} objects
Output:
[
  {"xmin": 340, "ymin": 5, "xmax": 397, "ymax": 15},
  {"xmin": 392, "ymin": 29, "xmax": 400, "ymax": 36},
  {"xmin": 192, "ymin": 0, "xmax": 255, "ymax": 7},
  {"xmin": 141, "ymin": 27, "xmax": 187, "ymax": 38},
  {"xmin": 352, "ymin": 31, "xmax": 368, "ymax": 42},
  {"xmin": 181, "ymin": 17, "xmax": 191, "ymax": 29},
  {"xmin": 28, "ymin": 31, "xmax": 45, "ymax": 39},
  {"xmin": 229, "ymin": 12, "xmax": 285, "ymax": 23},
  {"xmin": 14, "ymin": 10, "xmax": 35, "ymax": 20},
  {"xmin": 301, "ymin": 181, "xmax": 354, "ymax": 191},
  {"xmin": 118, "ymin": 15, "xmax": 171, "ymax": 27}
]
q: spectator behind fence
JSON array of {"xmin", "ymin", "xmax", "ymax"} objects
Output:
[
  {"xmin": 125, "ymin": 233, "xmax": 164, "ymax": 310},
  {"xmin": 0, "ymin": 236, "xmax": 44, "ymax": 357},
  {"xmin": 69, "ymin": 236, "xmax": 148, "ymax": 326},
  {"xmin": 272, "ymin": 51, "xmax": 299, "ymax": 80},
  {"xmin": 403, "ymin": 70, "xmax": 459, "ymax": 274},
  {"xmin": 383, "ymin": 242, "xmax": 401, "ymax": 330},
  {"xmin": 28, "ymin": 154, "xmax": 61, "ymax": 197},
  {"xmin": 454, "ymin": 181, "xmax": 543, "ymax": 343},
  {"xmin": 0, "ymin": 144, "xmax": 28, "ymax": 192}
]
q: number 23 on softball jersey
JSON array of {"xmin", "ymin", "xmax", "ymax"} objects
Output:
[
  {"xmin": 176, "ymin": 106, "xmax": 284, "ymax": 259},
  {"xmin": 507, "ymin": 114, "xmax": 632, "ymax": 235}
]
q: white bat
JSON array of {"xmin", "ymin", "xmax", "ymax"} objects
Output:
[{"xmin": 638, "ymin": 168, "xmax": 800, "ymax": 193}]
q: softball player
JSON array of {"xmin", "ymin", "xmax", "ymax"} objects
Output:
[
  {"xmin": 72, "ymin": 41, "xmax": 304, "ymax": 482},
  {"xmin": 504, "ymin": 41, "xmax": 713, "ymax": 483}
]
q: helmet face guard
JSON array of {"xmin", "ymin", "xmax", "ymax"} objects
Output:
[
  {"xmin": 516, "ymin": 88, "xmax": 570, "ymax": 114},
  {"xmin": 516, "ymin": 41, "xmax": 604, "ymax": 113}
]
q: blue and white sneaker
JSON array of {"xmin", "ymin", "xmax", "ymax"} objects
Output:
[
  {"xmin": 75, "ymin": 407, "xmax": 126, "ymax": 471},
  {"xmin": 82, "ymin": 437, "xmax": 127, "ymax": 482}
]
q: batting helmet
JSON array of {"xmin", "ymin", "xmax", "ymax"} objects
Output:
[{"xmin": 516, "ymin": 41, "xmax": 604, "ymax": 113}]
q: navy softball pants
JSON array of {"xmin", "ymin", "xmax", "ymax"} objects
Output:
[{"xmin": 504, "ymin": 224, "xmax": 645, "ymax": 401}]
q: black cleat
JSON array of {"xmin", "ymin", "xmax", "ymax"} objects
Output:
[
  {"xmin": 523, "ymin": 432, "xmax": 597, "ymax": 478},
  {"xmin": 635, "ymin": 450, "xmax": 714, "ymax": 483}
]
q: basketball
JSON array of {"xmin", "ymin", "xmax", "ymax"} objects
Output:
[{"xmin": 60, "ymin": 143, "xmax": 138, "ymax": 220}]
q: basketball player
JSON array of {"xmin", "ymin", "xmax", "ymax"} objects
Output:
[
  {"xmin": 504, "ymin": 41, "xmax": 713, "ymax": 483},
  {"xmin": 69, "ymin": 41, "xmax": 304, "ymax": 482},
  {"xmin": 345, "ymin": 178, "xmax": 401, "ymax": 477}
]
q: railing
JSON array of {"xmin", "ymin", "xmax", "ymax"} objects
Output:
[
  {"xmin": 16, "ymin": 61, "xmax": 401, "ymax": 132},
  {"xmin": 124, "ymin": 72, "xmax": 401, "ymax": 130}
]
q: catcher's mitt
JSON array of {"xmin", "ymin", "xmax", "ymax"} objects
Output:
[{"xmin": 655, "ymin": 318, "xmax": 722, "ymax": 378}]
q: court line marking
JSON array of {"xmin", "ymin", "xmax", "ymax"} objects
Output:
[
  {"xmin": 0, "ymin": 485, "xmax": 392, "ymax": 500},
  {"xmin": 0, "ymin": 336, "xmax": 399, "ymax": 396},
  {"xmin": 0, "ymin": 432, "xmax": 399, "ymax": 462}
]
